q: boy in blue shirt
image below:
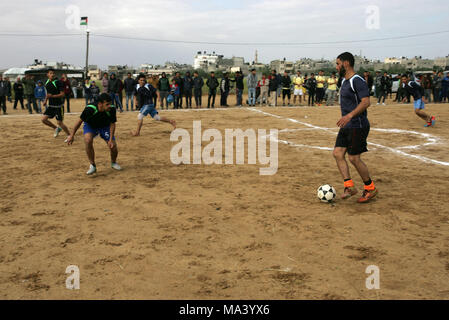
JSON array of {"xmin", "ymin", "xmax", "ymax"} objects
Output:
[
  {"xmin": 34, "ymin": 80, "xmax": 46, "ymax": 113},
  {"xmin": 401, "ymin": 74, "xmax": 436, "ymax": 127}
]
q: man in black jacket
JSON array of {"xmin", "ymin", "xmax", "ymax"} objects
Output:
[
  {"xmin": 269, "ymin": 71, "xmax": 278, "ymax": 106},
  {"xmin": 281, "ymin": 71, "xmax": 292, "ymax": 106},
  {"xmin": 0, "ymin": 75, "xmax": 8, "ymax": 114},
  {"xmin": 13, "ymin": 77, "xmax": 25, "ymax": 110},
  {"xmin": 173, "ymin": 72, "xmax": 184, "ymax": 108},
  {"xmin": 124, "ymin": 73, "xmax": 136, "ymax": 111},
  {"xmin": 220, "ymin": 73, "xmax": 231, "ymax": 107},
  {"xmin": 108, "ymin": 73, "xmax": 123, "ymax": 112},
  {"xmin": 183, "ymin": 71, "xmax": 194, "ymax": 108},
  {"xmin": 192, "ymin": 71, "xmax": 204, "ymax": 108},
  {"xmin": 306, "ymin": 73, "xmax": 317, "ymax": 106},
  {"xmin": 206, "ymin": 72, "xmax": 219, "ymax": 108},
  {"xmin": 233, "ymin": 71, "xmax": 244, "ymax": 106}
]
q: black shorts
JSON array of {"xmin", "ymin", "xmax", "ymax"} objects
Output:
[
  {"xmin": 335, "ymin": 127, "xmax": 370, "ymax": 155},
  {"xmin": 282, "ymin": 89, "xmax": 291, "ymax": 99},
  {"xmin": 44, "ymin": 106, "xmax": 64, "ymax": 121}
]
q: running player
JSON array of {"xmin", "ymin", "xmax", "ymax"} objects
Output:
[
  {"xmin": 66, "ymin": 93, "xmax": 122, "ymax": 175},
  {"xmin": 333, "ymin": 52, "xmax": 378, "ymax": 203},
  {"xmin": 41, "ymin": 69, "xmax": 70, "ymax": 138},
  {"xmin": 131, "ymin": 74, "xmax": 176, "ymax": 136},
  {"xmin": 401, "ymin": 74, "xmax": 436, "ymax": 127}
]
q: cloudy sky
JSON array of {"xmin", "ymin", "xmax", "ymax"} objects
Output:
[{"xmin": 0, "ymin": 0, "xmax": 448, "ymax": 69}]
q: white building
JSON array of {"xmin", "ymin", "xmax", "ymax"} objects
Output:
[
  {"xmin": 193, "ymin": 51, "xmax": 222, "ymax": 70},
  {"xmin": 384, "ymin": 57, "xmax": 402, "ymax": 64}
]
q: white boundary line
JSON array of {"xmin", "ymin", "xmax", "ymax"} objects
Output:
[
  {"xmin": 249, "ymin": 108, "xmax": 449, "ymax": 167},
  {"xmin": 2, "ymin": 106, "xmax": 448, "ymax": 166}
]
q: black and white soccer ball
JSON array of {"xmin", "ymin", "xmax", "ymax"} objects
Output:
[{"xmin": 317, "ymin": 184, "xmax": 336, "ymax": 203}]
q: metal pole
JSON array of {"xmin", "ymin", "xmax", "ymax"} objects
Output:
[{"xmin": 85, "ymin": 30, "xmax": 90, "ymax": 79}]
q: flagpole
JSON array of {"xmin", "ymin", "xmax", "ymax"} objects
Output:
[{"xmin": 85, "ymin": 29, "xmax": 90, "ymax": 80}]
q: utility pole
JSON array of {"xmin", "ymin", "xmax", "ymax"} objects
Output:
[{"xmin": 85, "ymin": 29, "xmax": 90, "ymax": 80}]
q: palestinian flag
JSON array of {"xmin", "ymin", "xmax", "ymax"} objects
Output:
[{"xmin": 80, "ymin": 17, "xmax": 88, "ymax": 26}]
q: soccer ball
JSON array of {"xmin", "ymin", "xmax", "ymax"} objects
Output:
[
  {"xmin": 167, "ymin": 94, "xmax": 174, "ymax": 104},
  {"xmin": 317, "ymin": 184, "xmax": 336, "ymax": 203}
]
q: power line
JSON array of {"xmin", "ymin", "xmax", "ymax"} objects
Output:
[
  {"xmin": 0, "ymin": 30, "xmax": 448, "ymax": 46},
  {"xmin": 93, "ymin": 30, "xmax": 449, "ymax": 46}
]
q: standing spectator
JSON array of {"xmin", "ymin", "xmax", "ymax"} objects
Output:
[
  {"xmin": 306, "ymin": 73, "xmax": 317, "ymax": 106},
  {"xmin": 124, "ymin": 73, "xmax": 136, "ymax": 111},
  {"xmin": 247, "ymin": 69, "xmax": 257, "ymax": 106},
  {"xmin": 422, "ymin": 74, "xmax": 433, "ymax": 102},
  {"xmin": 206, "ymin": 71, "xmax": 219, "ymax": 108},
  {"xmin": 0, "ymin": 75, "xmax": 8, "ymax": 115},
  {"xmin": 83, "ymin": 79, "xmax": 92, "ymax": 105},
  {"xmin": 315, "ymin": 70, "xmax": 326, "ymax": 106},
  {"xmin": 363, "ymin": 71, "xmax": 374, "ymax": 96},
  {"xmin": 269, "ymin": 71, "xmax": 279, "ymax": 106},
  {"xmin": 34, "ymin": 80, "xmax": 46, "ymax": 113},
  {"xmin": 22, "ymin": 73, "xmax": 37, "ymax": 114},
  {"xmin": 258, "ymin": 74, "xmax": 269, "ymax": 106},
  {"xmin": 220, "ymin": 72, "xmax": 231, "ymax": 107},
  {"xmin": 233, "ymin": 71, "xmax": 244, "ymax": 107},
  {"xmin": 303, "ymin": 74, "xmax": 309, "ymax": 102},
  {"xmin": 90, "ymin": 81, "xmax": 100, "ymax": 103},
  {"xmin": 4, "ymin": 77, "xmax": 12, "ymax": 104},
  {"xmin": 433, "ymin": 71, "xmax": 442, "ymax": 103},
  {"xmin": 374, "ymin": 71, "xmax": 382, "ymax": 99},
  {"xmin": 386, "ymin": 73, "xmax": 392, "ymax": 101},
  {"xmin": 192, "ymin": 71, "xmax": 204, "ymax": 108},
  {"xmin": 118, "ymin": 77, "xmax": 124, "ymax": 109},
  {"xmin": 377, "ymin": 72, "xmax": 389, "ymax": 105},
  {"xmin": 442, "ymin": 72, "xmax": 449, "ymax": 103},
  {"xmin": 61, "ymin": 74, "xmax": 72, "ymax": 113},
  {"xmin": 293, "ymin": 71, "xmax": 304, "ymax": 105},
  {"xmin": 151, "ymin": 75, "xmax": 159, "ymax": 108},
  {"xmin": 173, "ymin": 72, "xmax": 184, "ymax": 108},
  {"xmin": 108, "ymin": 73, "xmax": 123, "ymax": 112},
  {"xmin": 71, "ymin": 77, "xmax": 79, "ymax": 99},
  {"xmin": 281, "ymin": 71, "xmax": 291, "ymax": 106},
  {"xmin": 158, "ymin": 72, "xmax": 170, "ymax": 110},
  {"xmin": 170, "ymin": 79, "xmax": 180, "ymax": 109},
  {"xmin": 13, "ymin": 77, "xmax": 24, "ymax": 110},
  {"xmin": 276, "ymin": 72, "xmax": 282, "ymax": 98},
  {"xmin": 183, "ymin": 71, "xmax": 194, "ymax": 108},
  {"xmin": 326, "ymin": 72, "xmax": 338, "ymax": 106},
  {"xmin": 101, "ymin": 73, "xmax": 109, "ymax": 94}
]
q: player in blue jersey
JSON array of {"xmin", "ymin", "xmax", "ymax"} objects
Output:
[
  {"xmin": 131, "ymin": 74, "xmax": 176, "ymax": 136},
  {"xmin": 401, "ymin": 74, "xmax": 436, "ymax": 127}
]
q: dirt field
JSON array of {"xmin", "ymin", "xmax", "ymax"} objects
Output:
[{"xmin": 1, "ymin": 95, "xmax": 449, "ymax": 299}]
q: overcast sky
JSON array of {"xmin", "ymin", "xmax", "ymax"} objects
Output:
[{"xmin": 1, "ymin": 0, "xmax": 448, "ymax": 69}]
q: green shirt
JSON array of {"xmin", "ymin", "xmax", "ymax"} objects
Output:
[{"xmin": 22, "ymin": 78, "xmax": 35, "ymax": 95}]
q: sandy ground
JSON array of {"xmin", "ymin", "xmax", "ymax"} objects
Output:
[{"xmin": 1, "ymin": 94, "xmax": 449, "ymax": 300}]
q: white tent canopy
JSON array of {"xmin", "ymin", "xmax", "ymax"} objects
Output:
[{"xmin": 2, "ymin": 67, "xmax": 30, "ymax": 79}]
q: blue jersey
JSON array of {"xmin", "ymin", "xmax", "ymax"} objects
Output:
[{"xmin": 340, "ymin": 75, "xmax": 370, "ymax": 128}]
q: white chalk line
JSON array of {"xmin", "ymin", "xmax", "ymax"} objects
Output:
[
  {"xmin": 249, "ymin": 108, "xmax": 449, "ymax": 167},
  {"xmin": 0, "ymin": 107, "xmax": 239, "ymax": 119}
]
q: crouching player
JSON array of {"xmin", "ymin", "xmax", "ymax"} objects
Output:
[
  {"xmin": 66, "ymin": 93, "xmax": 122, "ymax": 175},
  {"xmin": 131, "ymin": 74, "xmax": 176, "ymax": 136}
]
